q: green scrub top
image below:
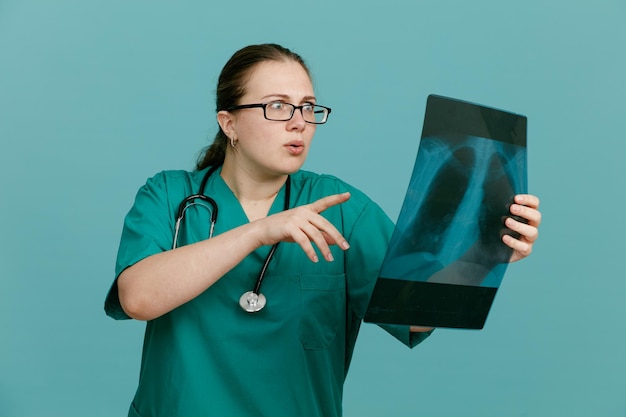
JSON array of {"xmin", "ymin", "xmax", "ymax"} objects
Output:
[{"xmin": 105, "ymin": 167, "xmax": 430, "ymax": 417}]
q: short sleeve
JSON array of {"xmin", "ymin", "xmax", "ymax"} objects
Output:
[{"xmin": 104, "ymin": 173, "xmax": 176, "ymax": 320}]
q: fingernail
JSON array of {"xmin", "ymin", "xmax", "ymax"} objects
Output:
[
  {"xmin": 341, "ymin": 241, "xmax": 350, "ymax": 249},
  {"xmin": 326, "ymin": 253, "xmax": 334, "ymax": 262},
  {"xmin": 312, "ymin": 255, "xmax": 319, "ymax": 263}
]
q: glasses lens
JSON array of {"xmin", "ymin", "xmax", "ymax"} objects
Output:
[
  {"xmin": 264, "ymin": 101, "xmax": 294, "ymax": 121},
  {"xmin": 264, "ymin": 102, "xmax": 329, "ymax": 124},
  {"xmin": 302, "ymin": 104, "xmax": 328, "ymax": 124}
]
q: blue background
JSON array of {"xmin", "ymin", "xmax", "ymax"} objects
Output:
[{"xmin": 1, "ymin": 1, "xmax": 624, "ymax": 416}]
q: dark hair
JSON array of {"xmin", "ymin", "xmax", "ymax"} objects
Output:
[{"xmin": 196, "ymin": 44, "xmax": 311, "ymax": 170}]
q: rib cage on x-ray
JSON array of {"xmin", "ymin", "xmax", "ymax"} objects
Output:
[{"xmin": 383, "ymin": 135, "xmax": 527, "ymax": 288}]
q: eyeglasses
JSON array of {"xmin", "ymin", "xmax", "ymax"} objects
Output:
[{"xmin": 227, "ymin": 101, "xmax": 332, "ymax": 124}]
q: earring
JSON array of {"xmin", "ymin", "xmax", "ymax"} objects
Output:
[{"xmin": 229, "ymin": 136, "xmax": 238, "ymax": 148}]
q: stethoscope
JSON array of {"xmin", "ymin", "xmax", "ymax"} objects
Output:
[{"xmin": 172, "ymin": 164, "xmax": 291, "ymax": 313}]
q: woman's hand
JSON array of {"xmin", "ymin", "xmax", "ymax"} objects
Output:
[
  {"xmin": 252, "ymin": 192, "xmax": 352, "ymax": 263},
  {"xmin": 503, "ymin": 194, "xmax": 542, "ymax": 263}
]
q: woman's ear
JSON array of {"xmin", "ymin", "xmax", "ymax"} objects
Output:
[{"xmin": 217, "ymin": 110, "xmax": 235, "ymax": 137}]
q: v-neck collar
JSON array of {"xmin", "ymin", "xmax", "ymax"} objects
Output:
[{"xmin": 203, "ymin": 166, "xmax": 290, "ymax": 231}]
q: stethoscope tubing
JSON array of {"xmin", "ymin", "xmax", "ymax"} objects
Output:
[
  {"xmin": 173, "ymin": 194, "xmax": 218, "ymax": 249},
  {"xmin": 253, "ymin": 177, "xmax": 290, "ymax": 295}
]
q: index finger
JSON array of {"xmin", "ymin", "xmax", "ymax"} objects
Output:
[
  {"xmin": 308, "ymin": 192, "xmax": 351, "ymax": 214},
  {"xmin": 514, "ymin": 194, "xmax": 540, "ymax": 209}
]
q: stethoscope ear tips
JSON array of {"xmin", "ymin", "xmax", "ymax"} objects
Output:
[{"xmin": 239, "ymin": 291, "xmax": 266, "ymax": 313}]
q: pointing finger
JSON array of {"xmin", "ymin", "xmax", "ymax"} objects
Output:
[{"xmin": 308, "ymin": 192, "xmax": 351, "ymax": 213}]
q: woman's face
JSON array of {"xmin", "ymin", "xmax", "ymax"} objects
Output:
[{"xmin": 224, "ymin": 59, "xmax": 317, "ymax": 179}]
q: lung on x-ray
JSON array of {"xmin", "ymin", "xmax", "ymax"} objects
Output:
[{"xmin": 365, "ymin": 95, "xmax": 527, "ymax": 329}]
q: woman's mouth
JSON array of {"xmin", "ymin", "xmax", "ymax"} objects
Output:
[{"xmin": 285, "ymin": 141, "xmax": 304, "ymax": 155}]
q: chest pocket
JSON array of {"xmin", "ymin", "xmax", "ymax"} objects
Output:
[{"xmin": 299, "ymin": 273, "xmax": 346, "ymax": 350}]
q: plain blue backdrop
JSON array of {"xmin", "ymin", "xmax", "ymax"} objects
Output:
[{"xmin": 1, "ymin": 1, "xmax": 625, "ymax": 416}]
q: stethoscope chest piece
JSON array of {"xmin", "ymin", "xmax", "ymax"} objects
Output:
[{"xmin": 239, "ymin": 291, "xmax": 266, "ymax": 313}]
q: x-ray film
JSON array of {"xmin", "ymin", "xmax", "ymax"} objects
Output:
[{"xmin": 365, "ymin": 95, "xmax": 527, "ymax": 329}]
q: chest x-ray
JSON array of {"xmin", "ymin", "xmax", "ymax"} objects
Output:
[{"xmin": 365, "ymin": 95, "xmax": 527, "ymax": 329}]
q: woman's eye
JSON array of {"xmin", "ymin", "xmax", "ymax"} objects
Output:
[
  {"xmin": 302, "ymin": 104, "xmax": 314, "ymax": 112},
  {"xmin": 269, "ymin": 102, "xmax": 285, "ymax": 110}
]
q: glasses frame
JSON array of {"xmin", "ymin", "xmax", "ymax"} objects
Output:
[{"xmin": 227, "ymin": 101, "xmax": 332, "ymax": 124}]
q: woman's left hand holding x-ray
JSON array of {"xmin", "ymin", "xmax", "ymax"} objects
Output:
[{"xmin": 503, "ymin": 193, "xmax": 541, "ymax": 263}]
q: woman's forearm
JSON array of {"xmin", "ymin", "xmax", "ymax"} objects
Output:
[{"xmin": 117, "ymin": 221, "xmax": 263, "ymax": 321}]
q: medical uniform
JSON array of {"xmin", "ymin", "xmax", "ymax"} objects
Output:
[{"xmin": 105, "ymin": 167, "xmax": 430, "ymax": 417}]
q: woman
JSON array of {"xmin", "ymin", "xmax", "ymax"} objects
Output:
[{"xmin": 105, "ymin": 43, "xmax": 541, "ymax": 417}]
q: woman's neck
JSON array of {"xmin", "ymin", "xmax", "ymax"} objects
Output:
[{"xmin": 220, "ymin": 158, "xmax": 288, "ymax": 221}]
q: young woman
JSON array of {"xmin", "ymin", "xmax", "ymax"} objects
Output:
[{"xmin": 105, "ymin": 43, "xmax": 541, "ymax": 417}]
